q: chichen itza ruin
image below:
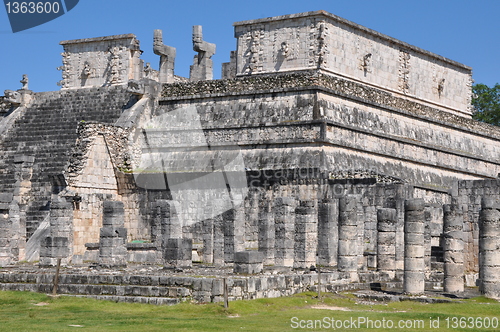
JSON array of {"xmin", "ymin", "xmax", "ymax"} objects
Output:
[{"xmin": 0, "ymin": 10, "xmax": 500, "ymax": 303}]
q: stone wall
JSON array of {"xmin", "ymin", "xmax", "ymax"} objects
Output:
[
  {"xmin": 59, "ymin": 34, "xmax": 143, "ymax": 89},
  {"xmin": 233, "ymin": 11, "xmax": 472, "ymax": 116}
]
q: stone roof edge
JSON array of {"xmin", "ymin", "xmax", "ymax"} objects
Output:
[
  {"xmin": 159, "ymin": 71, "xmax": 500, "ymax": 142},
  {"xmin": 233, "ymin": 10, "xmax": 471, "ymax": 72},
  {"xmin": 60, "ymin": 33, "xmax": 137, "ymax": 45}
]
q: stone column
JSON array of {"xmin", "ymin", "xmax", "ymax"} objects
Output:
[
  {"xmin": 317, "ymin": 198, "xmax": 338, "ymax": 267},
  {"xmin": 404, "ymin": 199, "xmax": 426, "ymax": 294},
  {"xmin": 0, "ymin": 199, "xmax": 12, "ymax": 266},
  {"xmin": 223, "ymin": 203, "xmax": 245, "ymax": 263},
  {"xmin": 258, "ymin": 199, "xmax": 274, "ymax": 265},
  {"xmin": 377, "ymin": 208, "xmax": 397, "ymax": 274},
  {"xmin": 39, "ymin": 199, "xmax": 73, "ymax": 266},
  {"xmin": 479, "ymin": 198, "xmax": 500, "ymax": 299},
  {"xmin": 234, "ymin": 251, "xmax": 264, "ymax": 274},
  {"xmin": 213, "ymin": 213, "xmax": 225, "ymax": 267},
  {"xmin": 294, "ymin": 200, "xmax": 318, "ymax": 269},
  {"xmin": 443, "ymin": 203, "xmax": 464, "ymax": 293},
  {"xmin": 338, "ymin": 195, "xmax": 358, "ymax": 275},
  {"xmin": 153, "ymin": 29, "xmax": 176, "ymax": 83},
  {"xmin": 189, "ymin": 25, "xmax": 215, "ymax": 81},
  {"xmin": 274, "ymin": 197, "xmax": 295, "ymax": 267},
  {"xmin": 202, "ymin": 217, "xmax": 214, "ymax": 264},
  {"xmin": 201, "ymin": 200, "xmax": 213, "ymax": 263},
  {"xmin": 98, "ymin": 201, "xmax": 127, "ymax": 268},
  {"xmin": 164, "ymin": 238, "xmax": 192, "ymax": 269}
]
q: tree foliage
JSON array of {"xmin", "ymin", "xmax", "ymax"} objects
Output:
[{"xmin": 472, "ymin": 83, "xmax": 500, "ymax": 126}]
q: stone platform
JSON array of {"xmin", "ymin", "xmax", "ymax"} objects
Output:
[{"xmin": 0, "ymin": 262, "xmax": 472, "ymax": 306}]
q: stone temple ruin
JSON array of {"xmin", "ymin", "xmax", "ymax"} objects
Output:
[{"xmin": 1, "ymin": 10, "xmax": 500, "ymax": 303}]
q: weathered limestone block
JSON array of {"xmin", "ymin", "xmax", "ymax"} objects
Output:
[
  {"xmin": 0, "ymin": 203, "xmax": 12, "ymax": 267},
  {"xmin": 39, "ymin": 237, "xmax": 69, "ymax": 260},
  {"xmin": 223, "ymin": 203, "xmax": 245, "ymax": 263},
  {"xmin": 39, "ymin": 198, "xmax": 73, "ymax": 266},
  {"xmin": 190, "ymin": 25, "xmax": 216, "ymax": 81},
  {"xmin": 153, "ymin": 29, "xmax": 176, "ymax": 83},
  {"xmin": 479, "ymin": 198, "xmax": 500, "ymax": 299},
  {"xmin": 213, "ymin": 213, "xmax": 225, "ymax": 267},
  {"xmin": 404, "ymin": 199, "xmax": 425, "ymax": 294},
  {"xmin": 274, "ymin": 197, "xmax": 295, "ymax": 267},
  {"xmin": 258, "ymin": 200, "xmax": 274, "ymax": 265},
  {"xmin": 317, "ymin": 198, "xmax": 338, "ymax": 267},
  {"xmin": 377, "ymin": 208, "xmax": 397, "ymax": 273},
  {"xmin": 234, "ymin": 251, "xmax": 264, "ymax": 274},
  {"xmin": 98, "ymin": 201, "xmax": 127, "ymax": 268},
  {"xmin": 164, "ymin": 238, "xmax": 192, "ymax": 268},
  {"xmin": 338, "ymin": 195, "xmax": 358, "ymax": 274},
  {"xmin": 294, "ymin": 200, "xmax": 318, "ymax": 269},
  {"xmin": 158, "ymin": 200, "xmax": 182, "ymax": 242},
  {"xmin": 443, "ymin": 203, "xmax": 464, "ymax": 293}
]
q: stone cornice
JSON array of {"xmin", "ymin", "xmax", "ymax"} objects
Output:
[{"xmin": 160, "ymin": 71, "xmax": 500, "ymax": 141}]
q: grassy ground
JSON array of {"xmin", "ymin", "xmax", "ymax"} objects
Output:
[{"xmin": 0, "ymin": 290, "xmax": 499, "ymax": 331}]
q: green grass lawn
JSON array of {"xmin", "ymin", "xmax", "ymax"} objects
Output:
[{"xmin": 0, "ymin": 290, "xmax": 499, "ymax": 331}]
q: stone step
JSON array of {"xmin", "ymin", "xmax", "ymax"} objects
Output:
[
  {"xmin": 0, "ymin": 282, "xmax": 192, "ymax": 298},
  {"xmin": 65, "ymin": 294, "xmax": 181, "ymax": 305}
]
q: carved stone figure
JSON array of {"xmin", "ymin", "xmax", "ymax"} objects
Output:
[
  {"xmin": 153, "ymin": 29, "xmax": 176, "ymax": 83},
  {"xmin": 20, "ymin": 74, "xmax": 28, "ymax": 90},
  {"xmin": 4, "ymin": 90, "xmax": 21, "ymax": 105},
  {"xmin": 438, "ymin": 78, "xmax": 445, "ymax": 97},
  {"xmin": 190, "ymin": 25, "xmax": 216, "ymax": 81}
]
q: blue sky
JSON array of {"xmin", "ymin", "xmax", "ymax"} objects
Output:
[{"xmin": 1, "ymin": 0, "xmax": 499, "ymax": 93}]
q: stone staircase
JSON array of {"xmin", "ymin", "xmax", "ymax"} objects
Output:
[
  {"xmin": 0, "ymin": 86, "xmax": 133, "ymax": 237},
  {"xmin": 0, "ymin": 272, "xmax": 187, "ymax": 305}
]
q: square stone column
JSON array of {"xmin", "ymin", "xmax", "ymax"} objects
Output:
[
  {"xmin": 98, "ymin": 201, "xmax": 127, "ymax": 268},
  {"xmin": 317, "ymin": 198, "xmax": 338, "ymax": 267},
  {"xmin": 223, "ymin": 203, "xmax": 246, "ymax": 264},
  {"xmin": 274, "ymin": 197, "xmax": 295, "ymax": 267},
  {"xmin": 164, "ymin": 238, "xmax": 192, "ymax": 269},
  {"xmin": 39, "ymin": 198, "xmax": 73, "ymax": 266},
  {"xmin": 258, "ymin": 200, "xmax": 275, "ymax": 265},
  {"xmin": 0, "ymin": 200, "xmax": 12, "ymax": 267},
  {"xmin": 294, "ymin": 200, "xmax": 318, "ymax": 269}
]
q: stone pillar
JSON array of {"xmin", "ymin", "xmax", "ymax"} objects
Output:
[
  {"xmin": 294, "ymin": 200, "xmax": 318, "ymax": 269},
  {"xmin": 258, "ymin": 199, "xmax": 274, "ymax": 265},
  {"xmin": 153, "ymin": 29, "xmax": 176, "ymax": 83},
  {"xmin": 404, "ymin": 199, "xmax": 426, "ymax": 294},
  {"xmin": 223, "ymin": 204, "xmax": 245, "ymax": 263},
  {"xmin": 164, "ymin": 238, "xmax": 192, "ymax": 269},
  {"xmin": 377, "ymin": 208, "xmax": 397, "ymax": 274},
  {"xmin": 274, "ymin": 197, "xmax": 295, "ymax": 267},
  {"xmin": 443, "ymin": 204, "xmax": 464, "ymax": 293},
  {"xmin": 98, "ymin": 201, "xmax": 127, "ymax": 268},
  {"xmin": 213, "ymin": 213, "xmax": 225, "ymax": 267},
  {"xmin": 201, "ymin": 200, "xmax": 214, "ymax": 264},
  {"xmin": 0, "ymin": 199, "xmax": 12, "ymax": 266},
  {"xmin": 234, "ymin": 251, "xmax": 264, "ymax": 274},
  {"xmin": 190, "ymin": 25, "xmax": 216, "ymax": 81},
  {"xmin": 39, "ymin": 199, "xmax": 73, "ymax": 266},
  {"xmin": 202, "ymin": 217, "xmax": 214, "ymax": 264},
  {"xmin": 479, "ymin": 198, "xmax": 500, "ymax": 299},
  {"xmin": 317, "ymin": 198, "xmax": 338, "ymax": 267},
  {"xmin": 338, "ymin": 195, "xmax": 358, "ymax": 275}
]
